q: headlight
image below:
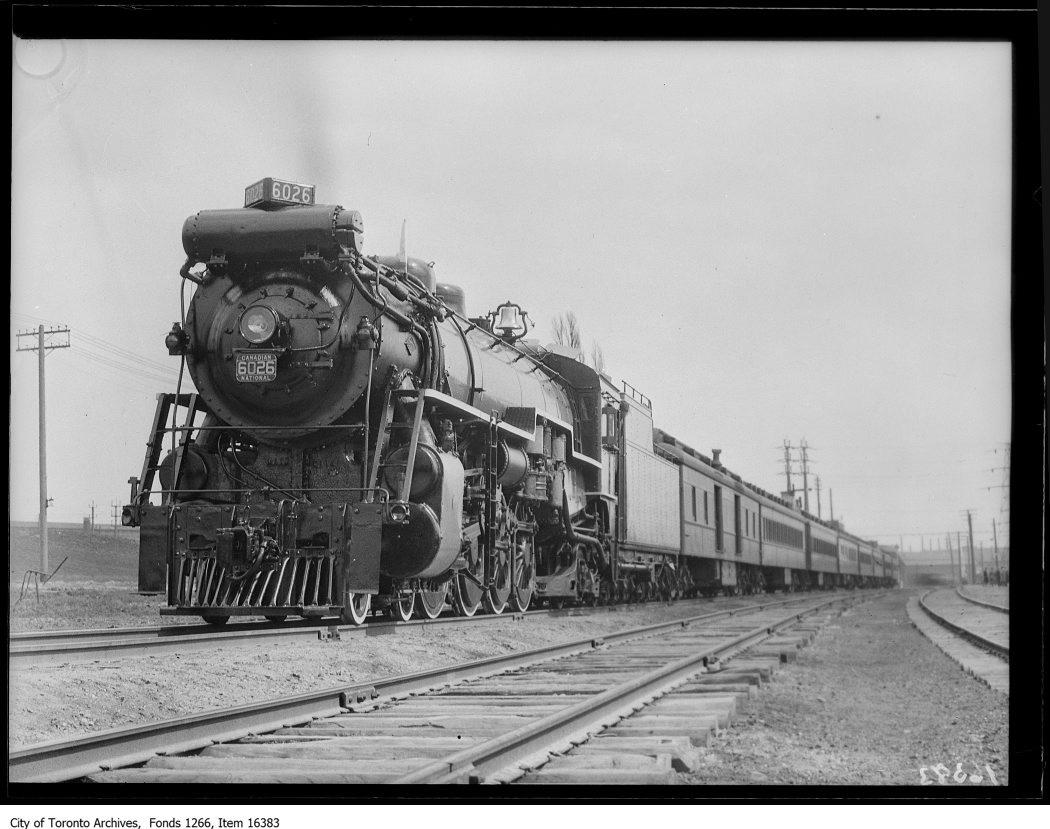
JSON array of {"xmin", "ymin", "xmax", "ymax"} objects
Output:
[
  {"xmin": 239, "ymin": 305, "xmax": 279, "ymax": 344},
  {"xmin": 387, "ymin": 502, "xmax": 410, "ymax": 523}
]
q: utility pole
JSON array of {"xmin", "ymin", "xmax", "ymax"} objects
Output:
[
  {"xmin": 829, "ymin": 489, "xmax": 835, "ymax": 522},
  {"xmin": 16, "ymin": 324, "xmax": 71, "ymax": 572},
  {"xmin": 799, "ymin": 438, "xmax": 811, "ymax": 513},
  {"xmin": 990, "ymin": 444, "xmax": 1010, "ymax": 553},
  {"xmin": 956, "ymin": 532, "xmax": 964, "ymax": 583},
  {"xmin": 992, "ymin": 518, "xmax": 1000, "ymax": 572},
  {"xmin": 90, "ymin": 501, "xmax": 96, "ymax": 533},
  {"xmin": 112, "ymin": 501, "xmax": 120, "ymax": 537},
  {"xmin": 815, "ymin": 475, "xmax": 822, "ymax": 519},
  {"xmin": 966, "ymin": 510, "xmax": 977, "ymax": 584},
  {"xmin": 946, "ymin": 534, "xmax": 956, "ymax": 586},
  {"xmin": 782, "ymin": 440, "xmax": 794, "ymax": 497}
]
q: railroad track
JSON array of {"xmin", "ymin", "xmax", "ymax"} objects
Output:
[
  {"xmin": 956, "ymin": 586, "xmax": 1009, "ymax": 614},
  {"xmin": 918, "ymin": 589, "xmax": 1009, "ymax": 660},
  {"xmin": 7, "ymin": 594, "xmax": 748, "ymax": 668},
  {"xmin": 10, "ymin": 591, "xmax": 873, "ymax": 784}
]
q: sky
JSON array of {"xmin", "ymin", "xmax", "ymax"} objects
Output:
[{"xmin": 10, "ymin": 39, "xmax": 1014, "ymax": 558}]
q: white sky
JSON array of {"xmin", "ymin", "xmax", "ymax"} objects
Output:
[{"xmin": 10, "ymin": 39, "xmax": 1013, "ymax": 554}]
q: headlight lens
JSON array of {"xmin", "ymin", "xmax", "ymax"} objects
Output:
[{"xmin": 239, "ymin": 306, "xmax": 279, "ymax": 344}]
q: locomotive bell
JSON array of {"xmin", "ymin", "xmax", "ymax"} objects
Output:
[
  {"xmin": 496, "ymin": 304, "xmax": 522, "ymax": 332},
  {"xmin": 493, "ymin": 302, "xmax": 527, "ymax": 338}
]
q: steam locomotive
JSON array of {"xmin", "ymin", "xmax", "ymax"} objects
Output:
[{"xmin": 124, "ymin": 178, "xmax": 899, "ymax": 625}]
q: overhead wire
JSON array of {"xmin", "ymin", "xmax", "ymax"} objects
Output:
[{"xmin": 13, "ymin": 312, "xmax": 180, "ymax": 379}]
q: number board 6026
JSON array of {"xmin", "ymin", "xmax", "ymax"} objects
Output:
[{"xmin": 244, "ymin": 177, "xmax": 315, "ymax": 208}]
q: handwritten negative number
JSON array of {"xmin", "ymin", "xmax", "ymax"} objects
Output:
[{"xmin": 919, "ymin": 763, "xmax": 998, "ymax": 785}]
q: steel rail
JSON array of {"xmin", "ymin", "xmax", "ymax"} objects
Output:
[
  {"xmin": 395, "ymin": 593, "xmax": 864, "ymax": 784},
  {"xmin": 955, "ymin": 586, "xmax": 1009, "ymax": 614},
  {"xmin": 8, "ymin": 593, "xmax": 829, "ymax": 783},
  {"xmin": 919, "ymin": 590, "xmax": 1009, "ymax": 660},
  {"xmin": 7, "ymin": 595, "xmax": 751, "ymax": 668}
]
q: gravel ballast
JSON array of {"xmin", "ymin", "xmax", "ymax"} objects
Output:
[
  {"xmin": 10, "ymin": 590, "xmax": 1010, "ymax": 790},
  {"xmin": 682, "ymin": 590, "xmax": 1008, "ymax": 786},
  {"xmin": 9, "ymin": 600, "xmax": 732, "ymax": 747}
]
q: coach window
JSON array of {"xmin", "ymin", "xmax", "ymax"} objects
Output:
[
  {"xmin": 691, "ymin": 486, "xmax": 697, "ymax": 521},
  {"xmin": 703, "ymin": 491, "xmax": 709, "ymax": 524}
]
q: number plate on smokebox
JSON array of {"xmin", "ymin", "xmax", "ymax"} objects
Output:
[{"xmin": 235, "ymin": 351, "xmax": 278, "ymax": 383}]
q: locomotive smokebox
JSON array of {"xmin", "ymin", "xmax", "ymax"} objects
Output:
[{"xmin": 182, "ymin": 205, "xmax": 364, "ymax": 265}]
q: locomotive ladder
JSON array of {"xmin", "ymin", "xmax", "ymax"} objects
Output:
[
  {"xmin": 134, "ymin": 392, "xmax": 200, "ymax": 505},
  {"xmin": 365, "ymin": 385, "xmax": 427, "ymax": 503},
  {"xmin": 485, "ymin": 413, "xmax": 500, "ymax": 588}
]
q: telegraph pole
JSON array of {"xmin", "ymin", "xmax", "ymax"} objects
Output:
[
  {"xmin": 829, "ymin": 489, "xmax": 835, "ymax": 522},
  {"xmin": 782, "ymin": 440, "xmax": 794, "ymax": 497},
  {"xmin": 992, "ymin": 519, "xmax": 1000, "ymax": 572},
  {"xmin": 946, "ymin": 534, "xmax": 956, "ymax": 586},
  {"xmin": 966, "ymin": 510, "xmax": 977, "ymax": 584},
  {"xmin": 16, "ymin": 324, "xmax": 70, "ymax": 572},
  {"xmin": 799, "ymin": 439, "xmax": 811, "ymax": 513},
  {"xmin": 815, "ymin": 475, "xmax": 822, "ymax": 519}
]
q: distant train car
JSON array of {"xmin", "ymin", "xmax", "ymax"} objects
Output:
[
  {"xmin": 837, "ymin": 532, "xmax": 861, "ymax": 588},
  {"xmin": 806, "ymin": 518, "xmax": 840, "ymax": 589},
  {"xmin": 654, "ymin": 433, "xmax": 762, "ymax": 595}
]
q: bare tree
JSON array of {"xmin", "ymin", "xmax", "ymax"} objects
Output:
[
  {"xmin": 551, "ymin": 311, "xmax": 582, "ymax": 351},
  {"xmin": 591, "ymin": 341, "xmax": 606, "ymax": 375},
  {"xmin": 553, "ymin": 311, "xmax": 606, "ymax": 374}
]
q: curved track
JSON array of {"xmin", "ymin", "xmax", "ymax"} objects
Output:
[
  {"xmin": 10, "ymin": 592, "xmax": 871, "ymax": 784},
  {"xmin": 956, "ymin": 585, "xmax": 1009, "ymax": 614},
  {"xmin": 918, "ymin": 589, "xmax": 1008, "ymax": 659}
]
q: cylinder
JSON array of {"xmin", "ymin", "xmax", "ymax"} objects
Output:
[{"xmin": 496, "ymin": 442, "xmax": 529, "ymax": 489}]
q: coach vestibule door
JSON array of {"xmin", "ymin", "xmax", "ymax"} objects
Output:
[{"xmin": 714, "ymin": 485, "xmax": 724, "ymax": 552}]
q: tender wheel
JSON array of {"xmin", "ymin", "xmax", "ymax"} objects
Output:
[
  {"xmin": 386, "ymin": 588, "xmax": 415, "ymax": 622},
  {"xmin": 264, "ymin": 615, "xmax": 286, "ymax": 624},
  {"xmin": 341, "ymin": 592, "xmax": 372, "ymax": 625},
  {"xmin": 509, "ymin": 532, "xmax": 535, "ymax": 613},
  {"xmin": 416, "ymin": 580, "xmax": 448, "ymax": 620},
  {"xmin": 202, "ymin": 615, "xmax": 229, "ymax": 626}
]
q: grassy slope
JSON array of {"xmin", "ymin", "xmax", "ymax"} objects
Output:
[
  {"xmin": 9, "ymin": 525, "xmax": 139, "ymax": 584},
  {"xmin": 7, "ymin": 525, "xmax": 191, "ymax": 630}
]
